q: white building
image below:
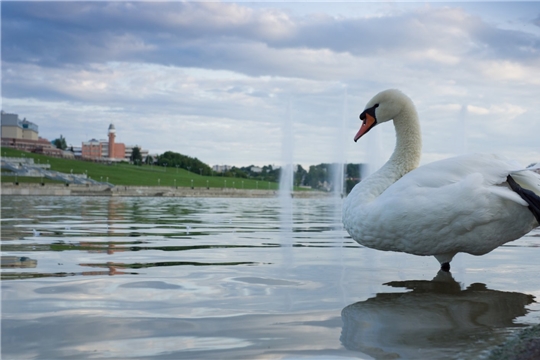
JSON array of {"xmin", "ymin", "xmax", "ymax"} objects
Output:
[
  {"xmin": 212, "ymin": 164, "xmax": 233, "ymax": 173},
  {"xmin": 125, "ymin": 145, "xmax": 149, "ymax": 163},
  {"xmin": 1, "ymin": 112, "xmax": 39, "ymax": 140}
]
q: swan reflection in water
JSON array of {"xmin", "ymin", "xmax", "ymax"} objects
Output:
[{"xmin": 341, "ymin": 271, "xmax": 535, "ymax": 359}]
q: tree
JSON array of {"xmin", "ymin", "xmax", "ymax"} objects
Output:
[
  {"xmin": 156, "ymin": 151, "xmax": 213, "ymax": 175},
  {"xmin": 130, "ymin": 146, "xmax": 143, "ymax": 165},
  {"xmin": 52, "ymin": 135, "xmax": 67, "ymax": 150},
  {"xmin": 295, "ymin": 165, "xmax": 307, "ymax": 186}
]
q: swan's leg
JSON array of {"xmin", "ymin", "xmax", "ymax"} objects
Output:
[
  {"xmin": 434, "ymin": 253, "xmax": 455, "ymax": 272},
  {"xmin": 441, "ymin": 262, "xmax": 451, "ymax": 272}
]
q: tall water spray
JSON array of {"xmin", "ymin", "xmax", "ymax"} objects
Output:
[
  {"xmin": 331, "ymin": 89, "xmax": 348, "ymax": 200},
  {"xmin": 334, "ymin": 89, "xmax": 350, "ymax": 304},
  {"xmin": 360, "ymin": 125, "xmax": 385, "ymax": 180},
  {"xmin": 279, "ymin": 98, "xmax": 294, "ymax": 245}
]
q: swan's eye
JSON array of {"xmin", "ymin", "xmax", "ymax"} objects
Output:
[{"xmin": 360, "ymin": 104, "xmax": 379, "ymax": 120}]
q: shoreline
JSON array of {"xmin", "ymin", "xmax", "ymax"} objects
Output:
[{"xmin": 0, "ymin": 183, "xmax": 333, "ymax": 198}]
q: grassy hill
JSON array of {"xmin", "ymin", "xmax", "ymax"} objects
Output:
[{"xmin": 1, "ymin": 147, "xmax": 281, "ymax": 190}]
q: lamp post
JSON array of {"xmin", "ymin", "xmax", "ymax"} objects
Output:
[{"xmin": 174, "ymin": 179, "xmax": 176, "ymax": 188}]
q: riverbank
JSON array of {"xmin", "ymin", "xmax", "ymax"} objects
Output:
[{"xmin": 0, "ymin": 183, "xmax": 332, "ymax": 198}]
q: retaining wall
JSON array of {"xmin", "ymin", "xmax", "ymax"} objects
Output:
[{"xmin": 1, "ymin": 183, "xmax": 331, "ymax": 198}]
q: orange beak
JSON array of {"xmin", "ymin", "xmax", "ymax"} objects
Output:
[{"xmin": 354, "ymin": 113, "xmax": 376, "ymax": 142}]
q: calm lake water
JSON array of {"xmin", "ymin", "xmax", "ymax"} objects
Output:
[{"xmin": 2, "ymin": 196, "xmax": 540, "ymax": 359}]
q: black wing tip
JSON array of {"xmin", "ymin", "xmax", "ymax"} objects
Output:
[{"xmin": 507, "ymin": 175, "xmax": 540, "ymax": 223}]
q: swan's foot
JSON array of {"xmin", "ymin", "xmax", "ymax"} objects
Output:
[{"xmin": 440, "ymin": 262, "xmax": 451, "ymax": 272}]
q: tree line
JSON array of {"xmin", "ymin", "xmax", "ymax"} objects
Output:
[
  {"xmin": 154, "ymin": 151, "xmax": 363, "ymax": 192},
  {"xmin": 52, "ymin": 135, "xmax": 363, "ymax": 192}
]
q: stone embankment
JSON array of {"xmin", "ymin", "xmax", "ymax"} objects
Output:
[{"xmin": 1, "ymin": 183, "xmax": 331, "ymax": 198}]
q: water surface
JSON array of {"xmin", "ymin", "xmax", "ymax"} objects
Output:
[{"xmin": 2, "ymin": 196, "xmax": 540, "ymax": 359}]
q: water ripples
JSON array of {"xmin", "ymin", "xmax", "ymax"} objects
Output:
[{"xmin": 1, "ymin": 196, "xmax": 352, "ymax": 280}]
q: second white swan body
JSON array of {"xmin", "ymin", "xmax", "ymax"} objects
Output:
[{"xmin": 342, "ymin": 89, "xmax": 540, "ymax": 270}]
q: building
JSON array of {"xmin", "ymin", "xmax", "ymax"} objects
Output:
[
  {"xmin": 107, "ymin": 124, "xmax": 126, "ymax": 159},
  {"xmin": 1, "ymin": 112, "xmax": 39, "ymax": 140},
  {"xmin": 212, "ymin": 165, "xmax": 233, "ymax": 173},
  {"xmin": 125, "ymin": 145, "xmax": 149, "ymax": 162},
  {"xmin": 1, "ymin": 111, "xmax": 64, "ymax": 156},
  {"xmin": 81, "ymin": 124, "xmax": 147, "ymax": 162},
  {"xmin": 81, "ymin": 124, "xmax": 125, "ymax": 161},
  {"xmin": 81, "ymin": 139, "xmax": 105, "ymax": 159},
  {"xmin": 71, "ymin": 146, "xmax": 82, "ymax": 158}
]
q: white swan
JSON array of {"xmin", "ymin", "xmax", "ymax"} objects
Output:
[{"xmin": 342, "ymin": 89, "xmax": 540, "ymax": 271}]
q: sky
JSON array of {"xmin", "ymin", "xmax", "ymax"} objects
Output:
[{"xmin": 2, "ymin": 1, "xmax": 539, "ymax": 169}]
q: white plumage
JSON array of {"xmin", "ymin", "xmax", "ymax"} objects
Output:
[{"xmin": 342, "ymin": 89, "xmax": 540, "ymax": 269}]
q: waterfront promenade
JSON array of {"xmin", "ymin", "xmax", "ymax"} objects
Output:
[{"xmin": 0, "ymin": 183, "xmax": 331, "ymax": 198}]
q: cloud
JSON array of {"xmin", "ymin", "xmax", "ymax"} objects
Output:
[
  {"xmin": 479, "ymin": 61, "xmax": 540, "ymax": 83},
  {"xmin": 4, "ymin": 3, "xmax": 539, "ymax": 75},
  {"xmin": 1, "ymin": 2, "xmax": 539, "ymax": 167}
]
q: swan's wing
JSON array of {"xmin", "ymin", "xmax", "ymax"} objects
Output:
[
  {"xmin": 387, "ymin": 153, "xmax": 528, "ymax": 207},
  {"xmin": 405, "ymin": 154, "xmax": 519, "ymax": 186},
  {"xmin": 372, "ymin": 154, "xmax": 530, "ymax": 242}
]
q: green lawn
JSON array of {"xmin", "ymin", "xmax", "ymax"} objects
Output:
[{"xmin": 1, "ymin": 147, "xmax": 281, "ymax": 190}]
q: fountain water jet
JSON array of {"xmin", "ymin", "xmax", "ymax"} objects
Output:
[
  {"xmin": 360, "ymin": 125, "xmax": 384, "ymax": 180},
  {"xmin": 279, "ymin": 98, "xmax": 294, "ymax": 250},
  {"xmin": 332, "ymin": 89, "xmax": 349, "ymax": 199},
  {"xmin": 334, "ymin": 89, "xmax": 350, "ymax": 305}
]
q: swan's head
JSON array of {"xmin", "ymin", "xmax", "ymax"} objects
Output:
[{"xmin": 354, "ymin": 89, "xmax": 412, "ymax": 142}]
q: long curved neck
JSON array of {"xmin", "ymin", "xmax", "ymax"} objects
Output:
[
  {"xmin": 388, "ymin": 104, "xmax": 422, "ymax": 177},
  {"xmin": 353, "ymin": 102, "xmax": 422, "ymax": 203}
]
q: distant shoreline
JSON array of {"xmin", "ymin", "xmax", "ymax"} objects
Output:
[{"xmin": 0, "ymin": 183, "xmax": 333, "ymax": 199}]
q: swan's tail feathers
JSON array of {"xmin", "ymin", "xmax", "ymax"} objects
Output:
[
  {"xmin": 507, "ymin": 175, "xmax": 540, "ymax": 223},
  {"xmin": 526, "ymin": 162, "xmax": 540, "ymax": 172}
]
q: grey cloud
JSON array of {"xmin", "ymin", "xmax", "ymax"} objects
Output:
[{"xmin": 3, "ymin": 2, "xmax": 539, "ymax": 76}]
